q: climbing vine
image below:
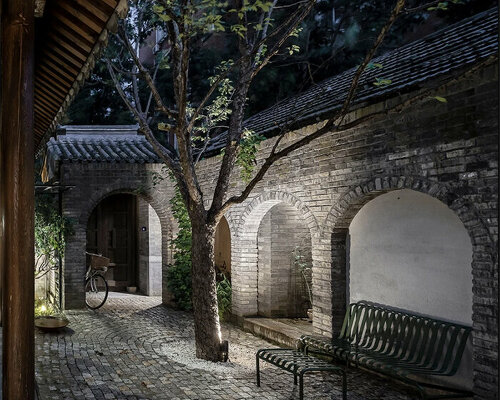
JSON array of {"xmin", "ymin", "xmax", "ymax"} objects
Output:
[
  {"xmin": 166, "ymin": 186, "xmax": 193, "ymax": 310},
  {"xmin": 35, "ymin": 194, "xmax": 73, "ymax": 280},
  {"xmin": 167, "ymin": 186, "xmax": 232, "ymax": 316}
]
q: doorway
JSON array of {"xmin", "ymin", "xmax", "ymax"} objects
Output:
[{"xmin": 87, "ymin": 194, "xmax": 138, "ymax": 291}]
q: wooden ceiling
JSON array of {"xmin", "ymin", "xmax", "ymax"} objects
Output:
[{"xmin": 34, "ymin": 0, "xmax": 124, "ymax": 150}]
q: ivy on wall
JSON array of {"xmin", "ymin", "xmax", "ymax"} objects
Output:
[
  {"xmin": 166, "ymin": 186, "xmax": 232, "ymax": 319},
  {"xmin": 166, "ymin": 187, "xmax": 194, "ymax": 311}
]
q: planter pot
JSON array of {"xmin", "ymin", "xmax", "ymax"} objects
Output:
[
  {"xmin": 35, "ymin": 316, "xmax": 69, "ymax": 332},
  {"xmin": 307, "ymin": 309, "xmax": 313, "ymax": 321},
  {"xmin": 127, "ymin": 286, "xmax": 137, "ymax": 294}
]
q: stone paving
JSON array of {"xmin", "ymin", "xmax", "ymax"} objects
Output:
[{"xmin": 35, "ymin": 294, "xmax": 416, "ymax": 400}]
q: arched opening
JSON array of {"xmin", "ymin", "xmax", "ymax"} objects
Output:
[
  {"xmin": 256, "ymin": 203, "xmax": 312, "ymax": 318},
  {"xmin": 86, "ymin": 193, "xmax": 163, "ymax": 295},
  {"xmin": 345, "ymin": 189, "xmax": 473, "ymax": 387},
  {"xmin": 214, "ymin": 216, "xmax": 231, "ymax": 277}
]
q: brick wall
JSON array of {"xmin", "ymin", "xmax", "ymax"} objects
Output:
[
  {"xmin": 59, "ymin": 62, "xmax": 498, "ymax": 397},
  {"xmin": 257, "ymin": 203, "xmax": 311, "ymax": 317},
  {"xmin": 60, "ymin": 163, "xmax": 176, "ymax": 308}
]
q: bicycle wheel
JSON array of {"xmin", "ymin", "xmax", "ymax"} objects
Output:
[{"xmin": 85, "ymin": 274, "xmax": 108, "ymax": 309}]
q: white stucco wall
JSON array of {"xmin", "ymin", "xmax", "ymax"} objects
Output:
[
  {"xmin": 138, "ymin": 199, "xmax": 162, "ymax": 296},
  {"xmin": 348, "ymin": 189, "xmax": 473, "ymax": 325}
]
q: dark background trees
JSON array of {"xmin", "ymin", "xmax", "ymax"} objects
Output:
[{"xmin": 66, "ymin": 0, "xmax": 495, "ymax": 125}]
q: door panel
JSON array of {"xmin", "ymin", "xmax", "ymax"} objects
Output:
[{"xmin": 86, "ymin": 194, "xmax": 137, "ymax": 290}]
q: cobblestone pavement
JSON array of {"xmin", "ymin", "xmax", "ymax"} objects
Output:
[{"xmin": 36, "ymin": 294, "xmax": 416, "ymax": 400}]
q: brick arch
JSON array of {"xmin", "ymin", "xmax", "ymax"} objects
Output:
[
  {"xmin": 64, "ymin": 182, "xmax": 174, "ymax": 309},
  {"xmin": 231, "ymin": 191, "xmax": 319, "ymax": 317},
  {"xmin": 318, "ymin": 175, "xmax": 497, "ymax": 395},
  {"xmin": 80, "ymin": 183, "xmax": 173, "ymax": 230},
  {"xmin": 237, "ymin": 190, "xmax": 320, "ymax": 238},
  {"xmin": 322, "ymin": 175, "xmax": 495, "ymax": 253}
]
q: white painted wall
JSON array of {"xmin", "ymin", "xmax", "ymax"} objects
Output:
[
  {"xmin": 348, "ymin": 189, "xmax": 472, "ymax": 325},
  {"xmin": 348, "ymin": 189, "xmax": 474, "ymax": 389},
  {"xmin": 138, "ymin": 199, "xmax": 162, "ymax": 296}
]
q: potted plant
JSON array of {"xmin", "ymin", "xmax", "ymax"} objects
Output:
[{"xmin": 34, "ymin": 298, "xmax": 69, "ymax": 332}]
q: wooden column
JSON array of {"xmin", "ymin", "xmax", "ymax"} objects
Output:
[{"xmin": 1, "ymin": 0, "xmax": 35, "ymax": 399}]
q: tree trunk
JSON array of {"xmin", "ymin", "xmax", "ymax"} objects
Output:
[{"xmin": 191, "ymin": 220, "xmax": 224, "ymax": 361}]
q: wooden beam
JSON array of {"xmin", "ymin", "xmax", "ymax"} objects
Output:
[{"xmin": 1, "ymin": 0, "xmax": 36, "ymax": 398}]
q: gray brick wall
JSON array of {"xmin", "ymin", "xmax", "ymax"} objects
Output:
[
  {"xmin": 58, "ymin": 62, "xmax": 498, "ymax": 397},
  {"xmin": 257, "ymin": 203, "xmax": 311, "ymax": 317},
  {"xmin": 60, "ymin": 163, "xmax": 176, "ymax": 308}
]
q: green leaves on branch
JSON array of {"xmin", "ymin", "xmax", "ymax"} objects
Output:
[
  {"xmin": 287, "ymin": 44, "xmax": 300, "ymax": 55},
  {"xmin": 432, "ymin": 96, "xmax": 447, "ymax": 103},
  {"xmin": 152, "ymin": 0, "xmax": 275, "ymax": 37},
  {"xmin": 219, "ymin": 128, "xmax": 265, "ymax": 182},
  {"xmin": 427, "ymin": 1, "xmax": 463, "ymax": 11},
  {"xmin": 373, "ymin": 77, "xmax": 392, "ymax": 87},
  {"xmin": 236, "ymin": 129, "xmax": 265, "ymax": 182},
  {"xmin": 367, "ymin": 62, "xmax": 383, "ymax": 70},
  {"xmin": 35, "ymin": 197, "xmax": 73, "ymax": 279}
]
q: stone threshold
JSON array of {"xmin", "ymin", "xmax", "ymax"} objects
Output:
[{"xmin": 237, "ymin": 316, "xmax": 314, "ymax": 349}]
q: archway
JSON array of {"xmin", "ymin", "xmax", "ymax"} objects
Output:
[
  {"xmin": 346, "ymin": 189, "xmax": 474, "ymax": 388},
  {"xmin": 232, "ymin": 191, "xmax": 319, "ymax": 317},
  {"xmin": 214, "ymin": 216, "xmax": 231, "ymax": 277},
  {"xmin": 256, "ymin": 203, "xmax": 312, "ymax": 318},
  {"xmin": 320, "ymin": 176, "xmax": 496, "ymax": 392},
  {"xmin": 86, "ymin": 193, "xmax": 163, "ymax": 295},
  {"xmin": 347, "ymin": 189, "xmax": 472, "ymax": 324}
]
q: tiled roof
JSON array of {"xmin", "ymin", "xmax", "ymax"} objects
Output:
[
  {"xmin": 46, "ymin": 125, "xmax": 160, "ymax": 163},
  {"xmin": 205, "ymin": 7, "xmax": 498, "ymax": 154}
]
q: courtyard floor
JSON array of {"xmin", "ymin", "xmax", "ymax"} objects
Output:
[{"xmin": 35, "ymin": 294, "xmax": 416, "ymax": 400}]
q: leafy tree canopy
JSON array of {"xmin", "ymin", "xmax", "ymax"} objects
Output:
[{"xmin": 66, "ymin": 0, "xmax": 494, "ymax": 125}]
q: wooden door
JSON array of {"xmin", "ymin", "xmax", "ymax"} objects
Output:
[{"xmin": 86, "ymin": 194, "xmax": 137, "ymax": 290}]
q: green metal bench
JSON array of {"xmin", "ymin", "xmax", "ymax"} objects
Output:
[
  {"xmin": 300, "ymin": 301, "xmax": 473, "ymax": 399},
  {"xmin": 256, "ymin": 348, "xmax": 347, "ymax": 400}
]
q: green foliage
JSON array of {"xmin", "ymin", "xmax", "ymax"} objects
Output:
[
  {"xmin": 216, "ymin": 273, "xmax": 232, "ymax": 320},
  {"xmin": 236, "ymin": 129, "xmax": 266, "ymax": 182},
  {"xmin": 373, "ymin": 78, "xmax": 392, "ymax": 87},
  {"xmin": 34, "ymin": 298, "xmax": 60, "ymax": 318},
  {"xmin": 433, "ymin": 96, "xmax": 447, "ymax": 103},
  {"xmin": 367, "ymin": 62, "xmax": 383, "ymax": 70},
  {"xmin": 166, "ymin": 186, "xmax": 193, "ymax": 310},
  {"xmin": 292, "ymin": 246, "xmax": 312, "ymax": 307},
  {"xmin": 166, "ymin": 185, "xmax": 232, "ymax": 317},
  {"xmin": 428, "ymin": 1, "xmax": 464, "ymax": 11},
  {"xmin": 35, "ymin": 195, "xmax": 73, "ymax": 279}
]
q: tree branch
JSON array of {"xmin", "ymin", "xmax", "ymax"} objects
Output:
[
  {"xmin": 216, "ymin": 0, "xmax": 407, "ymax": 217},
  {"xmin": 105, "ymin": 57, "xmax": 182, "ymax": 178},
  {"xmin": 118, "ymin": 24, "xmax": 178, "ymax": 120}
]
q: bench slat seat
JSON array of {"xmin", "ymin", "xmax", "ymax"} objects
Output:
[
  {"xmin": 256, "ymin": 348, "xmax": 347, "ymax": 400},
  {"xmin": 301, "ymin": 301, "xmax": 473, "ymax": 399}
]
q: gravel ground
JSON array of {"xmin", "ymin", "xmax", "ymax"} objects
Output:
[{"xmin": 35, "ymin": 293, "xmax": 416, "ymax": 400}]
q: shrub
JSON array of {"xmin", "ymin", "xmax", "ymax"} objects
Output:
[
  {"xmin": 166, "ymin": 187, "xmax": 193, "ymax": 310},
  {"xmin": 216, "ymin": 273, "xmax": 232, "ymax": 321}
]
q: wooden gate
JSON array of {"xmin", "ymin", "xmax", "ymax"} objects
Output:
[{"xmin": 87, "ymin": 194, "xmax": 137, "ymax": 291}]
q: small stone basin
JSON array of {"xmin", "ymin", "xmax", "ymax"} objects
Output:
[{"xmin": 35, "ymin": 316, "xmax": 69, "ymax": 332}]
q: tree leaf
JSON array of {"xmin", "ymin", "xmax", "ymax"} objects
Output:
[{"xmin": 433, "ymin": 96, "xmax": 447, "ymax": 103}]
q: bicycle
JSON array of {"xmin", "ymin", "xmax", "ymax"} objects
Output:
[{"xmin": 85, "ymin": 252, "xmax": 110, "ymax": 309}]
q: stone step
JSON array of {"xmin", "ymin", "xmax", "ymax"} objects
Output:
[{"xmin": 242, "ymin": 317, "xmax": 314, "ymax": 348}]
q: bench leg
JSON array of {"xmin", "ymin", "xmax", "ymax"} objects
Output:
[
  {"xmin": 256, "ymin": 355, "xmax": 261, "ymax": 387},
  {"xmin": 342, "ymin": 369, "xmax": 347, "ymax": 400},
  {"xmin": 299, "ymin": 373, "xmax": 304, "ymax": 400},
  {"xmin": 294, "ymin": 373, "xmax": 297, "ymax": 385}
]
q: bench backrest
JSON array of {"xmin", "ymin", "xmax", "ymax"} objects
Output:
[{"xmin": 339, "ymin": 301, "xmax": 471, "ymax": 375}]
